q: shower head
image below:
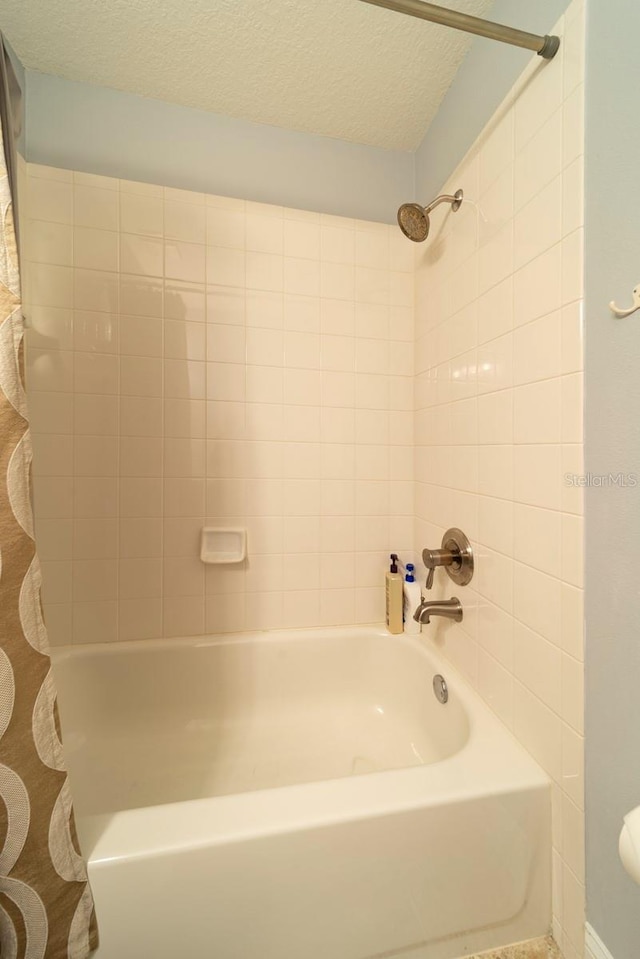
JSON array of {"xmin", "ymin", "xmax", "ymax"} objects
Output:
[{"xmin": 397, "ymin": 189, "xmax": 464, "ymax": 242}]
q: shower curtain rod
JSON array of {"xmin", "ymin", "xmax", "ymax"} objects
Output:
[{"xmin": 358, "ymin": 0, "xmax": 560, "ymax": 59}]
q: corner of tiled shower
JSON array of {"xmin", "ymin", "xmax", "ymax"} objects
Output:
[
  {"xmin": 20, "ymin": 1, "xmax": 585, "ymax": 956},
  {"xmin": 411, "ymin": 0, "xmax": 586, "ymax": 956}
]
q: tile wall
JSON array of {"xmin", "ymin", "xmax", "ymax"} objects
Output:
[
  {"xmin": 412, "ymin": 2, "xmax": 585, "ymax": 957},
  {"xmin": 21, "ymin": 169, "xmax": 414, "ymax": 644}
]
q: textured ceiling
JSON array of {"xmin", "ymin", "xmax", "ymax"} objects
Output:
[{"xmin": 2, "ymin": 0, "xmax": 495, "ymax": 151}]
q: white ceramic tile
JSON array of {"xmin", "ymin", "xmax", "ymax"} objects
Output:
[
  {"xmin": 74, "ymin": 435, "xmax": 118, "ymax": 477},
  {"xmin": 562, "ymin": 229, "xmax": 584, "ymax": 305},
  {"xmin": 562, "ymin": 512, "xmax": 584, "ymax": 589},
  {"xmin": 246, "ymin": 251, "xmax": 283, "ymax": 292},
  {"xmin": 514, "ymin": 561, "xmax": 562, "ymax": 647},
  {"xmin": 478, "ymin": 392, "xmax": 513, "ymax": 445},
  {"xmin": 562, "ymin": 373, "xmax": 583, "ymax": 444},
  {"xmin": 28, "ymin": 262, "xmax": 74, "ymax": 308},
  {"xmin": 167, "ymin": 280, "xmax": 207, "ymax": 322},
  {"xmin": 513, "ymin": 503, "xmax": 562, "ymax": 578},
  {"xmin": 73, "ymin": 311, "xmax": 119, "ymax": 354},
  {"xmin": 29, "ymin": 392, "xmax": 74, "ymax": 435},
  {"xmin": 514, "ymin": 56, "xmax": 564, "ymax": 155},
  {"xmin": 28, "ymin": 220, "xmax": 73, "ymax": 266},
  {"xmin": 120, "ymin": 275, "xmax": 162, "ymax": 316},
  {"xmin": 74, "ymin": 477, "xmax": 118, "ymax": 518},
  {"xmin": 119, "ymin": 315, "xmax": 163, "ymax": 357},
  {"xmin": 283, "ymin": 294, "xmax": 320, "ymax": 333},
  {"xmin": 475, "ymin": 546, "xmax": 513, "ymax": 615},
  {"xmin": 285, "ymin": 220, "xmax": 321, "ymax": 260},
  {"xmin": 206, "ymin": 208, "xmax": 245, "ymax": 249},
  {"xmin": 163, "ymin": 478, "xmax": 205, "ymax": 516},
  {"xmin": 73, "ymin": 601, "xmax": 118, "ymax": 644},
  {"xmin": 479, "ymin": 109, "xmax": 514, "ymax": 196},
  {"xmin": 72, "ymin": 559, "xmax": 118, "ymax": 603},
  {"xmin": 25, "ymin": 306, "xmax": 74, "ymax": 351},
  {"xmin": 321, "ymin": 262, "xmax": 355, "ymax": 301},
  {"xmin": 562, "ymin": 157, "xmax": 584, "ymax": 237},
  {"xmin": 75, "ymin": 186, "xmax": 118, "ymax": 231},
  {"xmin": 246, "ymin": 214, "xmax": 283, "ymax": 254},
  {"xmin": 514, "ymin": 176, "xmax": 563, "ymax": 271},
  {"xmin": 562, "ymin": 723, "xmax": 584, "ymax": 809},
  {"xmin": 120, "ymin": 396, "xmax": 163, "ymax": 436},
  {"xmin": 477, "ymin": 446, "xmax": 513, "ymax": 501},
  {"xmin": 164, "ymin": 319, "xmax": 206, "ymax": 361},
  {"xmin": 513, "ymin": 680, "xmax": 562, "ymax": 782},
  {"xmin": 74, "ymin": 352, "xmax": 119, "ymax": 394},
  {"xmin": 321, "ymin": 226, "xmax": 355, "ymax": 265},
  {"xmin": 119, "ymin": 599, "xmax": 163, "ymax": 641},
  {"xmin": 476, "ymin": 332, "xmax": 512, "ymax": 395},
  {"xmin": 561, "ymin": 583, "xmax": 584, "ymax": 662},
  {"xmin": 478, "ymin": 496, "xmax": 513, "ymax": 557},
  {"xmin": 120, "ymin": 179, "xmax": 162, "ymax": 198},
  {"xmin": 120, "ymin": 233, "xmax": 163, "ymax": 277},
  {"xmin": 513, "ymin": 312, "xmax": 562, "ymax": 386},
  {"xmin": 119, "ymin": 559, "xmax": 163, "ymax": 599},
  {"xmin": 561, "ymin": 301, "xmax": 584, "ymax": 375},
  {"xmin": 164, "ymin": 201, "xmax": 206, "ymax": 243},
  {"xmin": 164, "ymin": 359, "xmax": 206, "ymax": 399},
  {"xmin": 120, "ymin": 356, "xmax": 162, "ymax": 397},
  {"xmin": 120, "ymin": 437, "xmax": 163, "ymax": 477},
  {"xmin": 563, "ymin": 84, "xmax": 585, "ymax": 169},
  {"xmin": 478, "ymin": 222, "xmax": 512, "ymax": 296},
  {"xmin": 513, "ymin": 243, "xmax": 562, "ymax": 328},
  {"xmin": 284, "ymin": 257, "xmax": 320, "ymax": 297},
  {"xmin": 164, "ymin": 596, "xmax": 205, "ymax": 637},
  {"xmin": 27, "ymin": 177, "xmax": 73, "ymax": 224},
  {"xmin": 562, "ymin": 651, "xmax": 584, "ymax": 734},
  {"xmin": 514, "ymin": 379, "xmax": 562, "ymax": 444},
  {"xmin": 245, "ymin": 289, "xmax": 281, "ymax": 329},
  {"xmin": 165, "ymin": 240, "xmax": 206, "ymax": 283},
  {"xmin": 477, "ymin": 649, "xmax": 514, "ymax": 729},
  {"xmin": 73, "ymin": 226, "xmax": 118, "ymax": 272},
  {"xmin": 120, "ymin": 192, "xmax": 163, "ymax": 236},
  {"xmin": 207, "ymin": 248, "xmax": 246, "ymax": 288},
  {"xmin": 514, "ymin": 444, "xmax": 562, "ymax": 511},
  {"xmin": 31, "ymin": 433, "xmax": 73, "ymax": 477},
  {"xmin": 515, "ymin": 108, "xmax": 563, "ymax": 213},
  {"xmin": 284, "ymin": 331, "xmax": 320, "ymax": 370},
  {"xmin": 119, "ymin": 480, "xmax": 160, "ymax": 520},
  {"xmin": 119, "ymin": 518, "xmax": 163, "ymax": 558},
  {"xmin": 477, "ymin": 277, "xmax": 513, "ymax": 345}
]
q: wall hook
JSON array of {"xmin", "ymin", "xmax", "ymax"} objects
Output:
[{"xmin": 610, "ymin": 285, "xmax": 640, "ymax": 318}]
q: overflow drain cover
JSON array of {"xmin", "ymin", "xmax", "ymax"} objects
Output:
[{"xmin": 433, "ymin": 674, "xmax": 448, "ymax": 704}]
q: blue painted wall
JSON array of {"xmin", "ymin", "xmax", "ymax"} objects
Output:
[
  {"xmin": 21, "ymin": 2, "xmax": 570, "ymax": 222},
  {"xmin": 25, "ymin": 71, "xmax": 414, "ymax": 223},
  {"xmin": 584, "ymin": 1, "xmax": 640, "ymax": 957},
  {"xmin": 2, "ymin": 34, "xmax": 25, "ymax": 155}
]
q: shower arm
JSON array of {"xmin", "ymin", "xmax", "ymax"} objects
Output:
[
  {"xmin": 358, "ymin": 0, "xmax": 560, "ymax": 60},
  {"xmin": 424, "ymin": 193, "xmax": 459, "ymax": 216}
]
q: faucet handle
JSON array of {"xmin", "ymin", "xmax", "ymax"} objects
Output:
[
  {"xmin": 421, "ymin": 529, "xmax": 474, "ymax": 589},
  {"xmin": 422, "ymin": 546, "xmax": 455, "ymax": 589}
]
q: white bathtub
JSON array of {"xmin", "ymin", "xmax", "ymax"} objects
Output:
[{"xmin": 52, "ymin": 626, "xmax": 550, "ymax": 959}]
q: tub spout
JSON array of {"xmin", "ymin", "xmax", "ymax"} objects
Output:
[{"xmin": 413, "ymin": 597, "xmax": 463, "ymax": 625}]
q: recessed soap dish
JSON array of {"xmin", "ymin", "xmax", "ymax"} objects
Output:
[{"xmin": 200, "ymin": 527, "xmax": 246, "ymax": 564}]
